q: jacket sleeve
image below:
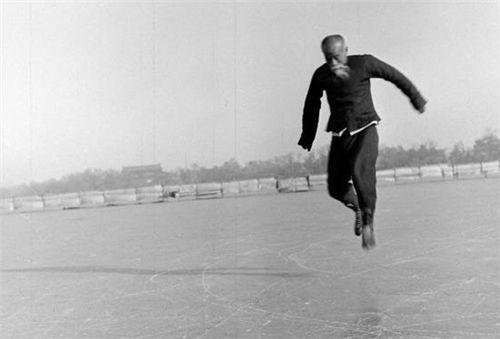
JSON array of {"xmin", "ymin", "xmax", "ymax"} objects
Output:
[
  {"xmin": 298, "ymin": 70, "xmax": 323, "ymax": 149},
  {"xmin": 365, "ymin": 55, "xmax": 427, "ymax": 111}
]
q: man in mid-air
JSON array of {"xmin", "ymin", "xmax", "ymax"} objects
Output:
[{"xmin": 298, "ymin": 35, "xmax": 427, "ymax": 250}]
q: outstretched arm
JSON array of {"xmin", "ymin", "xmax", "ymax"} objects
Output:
[
  {"xmin": 298, "ymin": 71, "xmax": 323, "ymax": 151},
  {"xmin": 366, "ymin": 55, "xmax": 427, "ymax": 113}
]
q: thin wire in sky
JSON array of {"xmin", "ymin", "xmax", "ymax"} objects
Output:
[
  {"xmin": 152, "ymin": 2, "xmax": 157, "ymax": 163},
  {"xmin": 233, "ymin": 1, "xmax": 237, "ymax": 161},
  {"xmin": 0, "ymin": 0, "xmax": 4, "ymax": 185},
  {"xmin": 28, "ymin": 1, "xmax": 33, "ymax": 184}
]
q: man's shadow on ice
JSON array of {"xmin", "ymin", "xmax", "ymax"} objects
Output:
[{"xmin": 1, "ymin": 265, "xmax": 310, "ymax": 278}]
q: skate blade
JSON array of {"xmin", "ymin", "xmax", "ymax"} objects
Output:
[
  {"xmin": 354, "ymin": 225, "xmax": 362, "ymax": 237},
  {"xmin": 361, "ymin": 228, "xmax": 376, "ymax": 250}
]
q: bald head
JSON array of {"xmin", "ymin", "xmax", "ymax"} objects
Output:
[
  {"xmin": 321, "ymin": 34, "xmax": 348, "ymax": 66},
  {"xmin": 321, "ymin": 35, "xmax": 345, "ymax": 50}
]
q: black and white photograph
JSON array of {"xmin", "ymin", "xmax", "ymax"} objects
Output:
[{"xmin": 1, "ymin": 0, "xmax": 499, "ymax": 337}]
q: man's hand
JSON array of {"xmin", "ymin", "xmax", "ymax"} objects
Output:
[
  {"xmin": 299, "ymin": 144, "xmax": 312, "ymax": 152},
  {"xmin": 298, "ymin": 135, "xmax": 313, "ymax": 152},
  {"xmin": 413, "ymin": 97, "xmax": 427, "ymax": 115}
]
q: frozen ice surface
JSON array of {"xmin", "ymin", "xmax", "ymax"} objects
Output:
[{"xmin": 1, "ymin": 179, "xmax": 499, "ymax": 338}]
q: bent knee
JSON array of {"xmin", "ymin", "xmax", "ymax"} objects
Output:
[{"xmin": 327, "ymin": 182, "xmax": 345, "ymax": 200}]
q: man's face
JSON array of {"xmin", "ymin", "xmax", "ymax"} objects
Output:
[{"xmin": 322, "ymin": 41, "xmax": 348, "ymax": 69}]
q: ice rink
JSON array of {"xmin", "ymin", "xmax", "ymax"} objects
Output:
[{"xmin": 1, "ymin": 178, "xmax": 499, "ymax": 338}]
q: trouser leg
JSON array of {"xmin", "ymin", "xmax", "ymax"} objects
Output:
[
  {"xmin": 350, "ymin": 126, "xmax": 379, "ymax": 221},
  {"xmin": 327, "ymin": 135, "xmax": 359, "ymax": 210}
]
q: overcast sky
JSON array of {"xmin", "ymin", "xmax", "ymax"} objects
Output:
[{"xmin": 1, "ymin": 0, "xmax": 499, "ymax": 186}]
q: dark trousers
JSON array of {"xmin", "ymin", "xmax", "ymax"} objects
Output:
[{"xmin": 327, "ymin": 125, "xmax": 379, "ymax": 219}]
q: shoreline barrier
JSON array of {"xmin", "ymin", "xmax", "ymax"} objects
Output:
[
  {"xmin": 308, "ymin": 174, "xmax": 327, "ymax": 189},
  {"xmin": 104, "ymin": 188, "xmax": 137, "ymax": 206},
  {"xmin": 162, "ymin": 185, "xmax": 180, "ymax": 200},
  {"xmin": 420, "ymin": 165, "xmax": 447, "ymax": 182},
  {"xmin": 221, "ymin": 181, "xmax": 240, "ymax": 197},
  {"xmin": 238, "ymin": 179, "xmax": 259, "ymax": 195},
  {"xmin": 136, "ymin": 185, "xmax": 163, "ymax": 203},
  {"xmin": 376, "ymin": 169, "xmax": 396, "ymax": 183},
  {"xmin": 394, "ymin": 167, "xmax": 421, "ymax": 181},
  {"xmin": 258, "ymin": 177, "xmax": 278, "ymax": 193},
  {"xmin": 178, "ymin": 184, "xmax": 197, "ymax": 200},
  {"xmin": 481, "ymin": 161, "xmax": 500, "ymax": 178},
  {"xmin": 1, "ymin": 160, "xmax": 498, "ymax": 214},
  {"xmin": 0, "ymin": 198, "xmax": 14, "ymax": 212},
  {"xmin": 277, "ymin": 178, "xmax": 294, "ymax": 193},
  {"xmin": 454, "ymin": 163, "xmax": 482, "ymax": 178},
  {"xmin": 43, "ymin": 193, "xmax": 81, "ymax": 210},
  {"xmin": 293, "ymin": 177, "xmax": 310, "ymax": 192},
  {"xmin": 80, "ymin": 191, "xmax": 105, "ymax": 207},
  {"xmin": 196, "ymin": 182, "xmax": 222, "ymax": 200},
  {"xmin": 277, "ymin": 177, "xmax": 310, "ymax": 193},
  {"xmin": 13, "ymin": 196, "xmax": 44, "ymax": 211}
]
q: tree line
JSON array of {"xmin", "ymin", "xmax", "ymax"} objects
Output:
[{"xmin": 1, "ymin": 132, "xmax": 498, "ymax": 198}]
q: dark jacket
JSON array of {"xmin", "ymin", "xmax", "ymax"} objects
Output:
[{"xmin": 298, "ymin": 54, "xmax": 426, "ymax": 149}]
